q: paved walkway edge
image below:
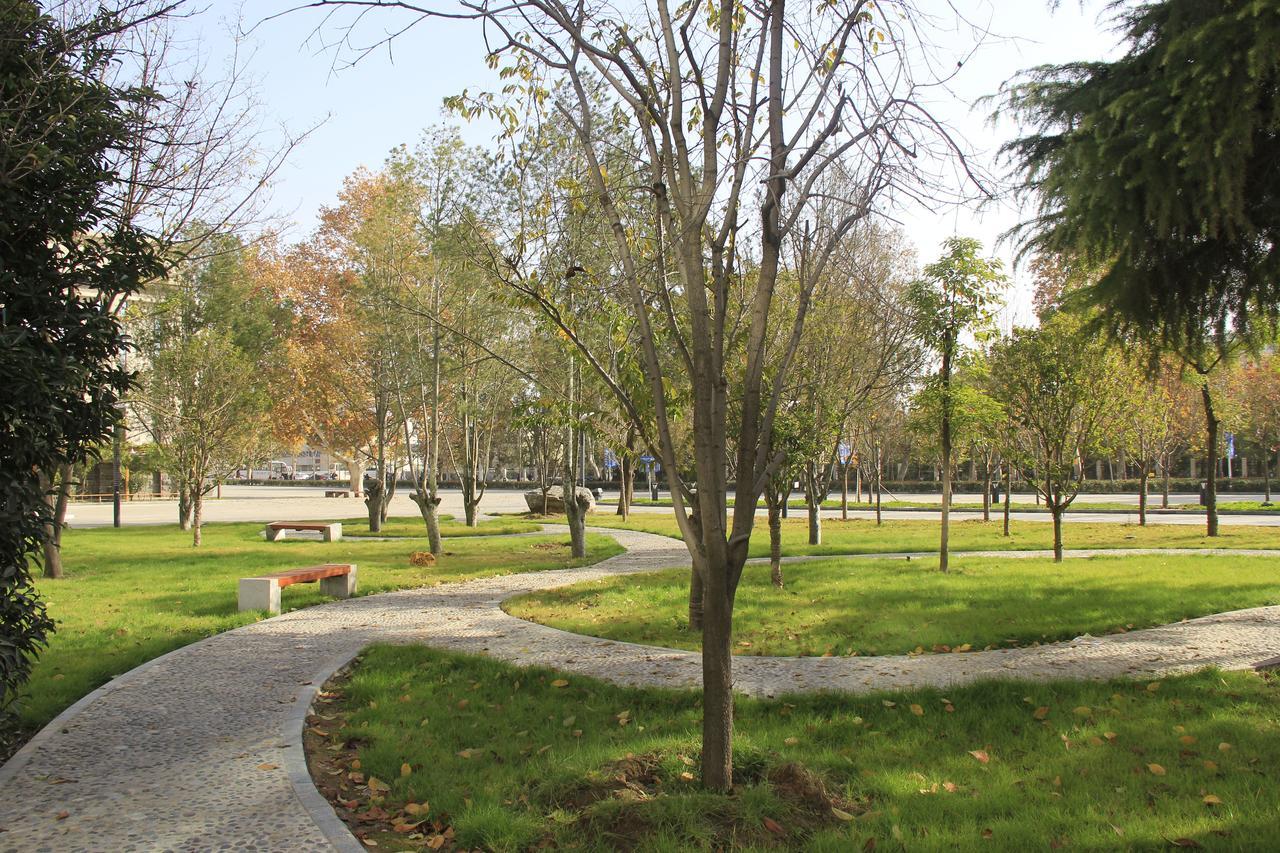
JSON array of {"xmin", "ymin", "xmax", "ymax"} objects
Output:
[{"xmin": 284, "ymin": 650, "xmax": 366, "ymax": 853}]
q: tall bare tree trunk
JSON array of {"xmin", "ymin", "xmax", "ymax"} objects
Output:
[
  {"xmin": 1202, "ymin": 383, "xmax": 1220, "ymax": 537},
  {"xmin": 939, "ymin": 340, "xmax": 953, "ymax": 573}
]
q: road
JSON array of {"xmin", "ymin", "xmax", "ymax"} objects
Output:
[{"xmin": 65, "ymin": 485, "xmax": 1280, "ymax": 528}]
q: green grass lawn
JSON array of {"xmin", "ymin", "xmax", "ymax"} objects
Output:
[
  {"xmin": 506, "ymin": 552, "xmax": 1280, "ymax": 657},
  {"xmin": 313, "ymin": 645, "xmax": 1280, "ymax": 851},
  {"xmin": 580, "ymin": 512, "xmax": 1280, "ymax": 555},
  {"xmin": 21, "ymin": 521, "xmax": 620, "ymax": 734},
  {"xmin": 340, "ymin": 515, "xmax": 541, "ymax": 538}
]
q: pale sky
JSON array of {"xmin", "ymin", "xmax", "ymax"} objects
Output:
[{"xmin": 188, "ymin": 0, "xmax": 1119, "ymax": 327}]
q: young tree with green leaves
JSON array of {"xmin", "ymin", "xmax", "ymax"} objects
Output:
[
  {"xmin": 132, "ymin": 237, "xmax": 279, "ymax": 545},
  {"xmin": 990, "ymin": 312, "xmax": 1122, "ymax": 561},
  {"xmin": 907, "ymin": 237, "xmax": 1005, "ymax": 572}
]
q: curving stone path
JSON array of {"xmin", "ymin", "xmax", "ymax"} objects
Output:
[{"xmin": 2, "ymin": 526, "xmax": 1278, "ymax": 852}]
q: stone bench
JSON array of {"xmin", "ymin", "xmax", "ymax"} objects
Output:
[
  {"xmin": 264, "ymin": 521, "xmax": 342, "ymax": 542},
  {"xmin": 324, "ymin": 490, "xmax": 350, "ymax": 498},
  {"xmin": 238, "ymin": 563, "xmax": 357, "ymax": 614}
]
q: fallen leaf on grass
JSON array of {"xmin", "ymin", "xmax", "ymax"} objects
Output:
[
  {"xmin": 1167, "ymin": 838, "xmax": 1202, "ymax": 848},
  {"xmin": 367, "ymin": 776, "xmax": 391, "ymax": 793},
  {"xmin": 1180, "ymin": 735, "xmax": 1197, "ymax": 746},
  {"xmin": 784, "ymin": 736, "xmax": 799, "ymax": 746},
  {"xmin": 969, "ymin": 750, "xmax": 990, "ymax": 764},
  {"xmin": 831, "ymin": 807, "xmax": 855, "ymax": 821},
  {"xmin": 1033, "ymin": 706, "xmax": 1050, "ymax": 720},
  {"xmin": 1218, "ymin": 742, "xmax": 1232, "ymax": 752},
  {"xmin": 427, "ymin": 835, "xmax": 446, "ymax": 850},
  {"xmin": 1147, "ymin": 763, "xmax": 1166, "ymax": 776},
  {"xmin": 679, "ymin": 771, "xmax": 694, "ymax": 781},
  {"xmin": 404, "ymin": 802, "xmax": 427, "ymax": 815},
  {"xmin": 762, "ymin": 817, "xmax": 786, "ymax": 836},
  {"xmin": 1203, "ymin": 794, "xmax": 1222, "ymax": 806},
  {"xmin": 1073, "ymin": 706, "xmax": 1092, "ymax": 717},
  {"xmin": 400, "ymin": 763, "xmax": 412, "ymax": 777},
  {"xmin": 550, "ymin": 679, "xmax": 569, "ymax": 688},
  {"xmin": 909, "ymin": 704, "xmax": 924, "ymax": 716}
]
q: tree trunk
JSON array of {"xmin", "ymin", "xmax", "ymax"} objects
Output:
[
  {"xmin": 1202, "ymin": 383, "xmax": 1220, "ymax": 537},
  {"xmin": 875, "ymin": 445, "xmax": 883, "ymax": 527},
  {"xmin": 365, "ymin": 479, "xmax": 385, "ymax": 533},
  {"xmin": 39, "ymin": 465, "xmax": 71, "ymax": 579},
  {"xmin": 565, "ymin": 491, "xmax": 587, "ymax": 558},
  {"xmin": 1265, "ymin": 452, "xmax": 1273, "ymax": 503},
  {"xmin": 700, "ymin": 564, "xmax": 734, "ymax": 793},
  {"xmin": 1138, "ymin": 460, "xmax": 1149, "ymax": 526},
  {"xmin": 1161, "ymin": 457, "xmax": 1171, "ymax": 508},
  {"xmin": 939, "ymin": 344, "xmax": 953, "ymax": 573},
  {"xmin": 766, "ymin": 488, "xmax": 783, "ymax": 588},
  {"xmin": 808, "ymin": 484, "xmax": 819, "ymax": 545},
  {"xmin": 192, "ymin": 489, "xmax": 203, "ymax": 547},
  {"xmin": 687, "ymin": 502, "xmax": 704, "ymax": 631},
  {"xmin": 981, "ymin": 457, "xmax": 992, "ymax": 522},
  {"xmin": 178, "ymin": 482, "xmax": 192, "ymax": 530},
  {"xmin": 1002, "ymin": 464, "xmax": 1012, "ymax": 537},
  {"xmin": 1051, "ymin": 505, "xmax": 1063, "ymax": 562}
]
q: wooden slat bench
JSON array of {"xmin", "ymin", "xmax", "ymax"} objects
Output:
[
  {"xmin": 264, "ymin": 521, "xmax": 342, "ymax": 542},
  {"xmin": 238, "ymin": 563, "xmax": 357, "ymax": 614},
  {"xmin": 324, "ymin": 490, "xmax": 350, "ymax": 498}
]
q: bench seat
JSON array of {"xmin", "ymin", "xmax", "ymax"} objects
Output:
[
  {"xmin": 264, "ymin": 521, "xmax": 342, "ymax": 542},
  {"xmin": 238, "ymin": 563, "xmax": 356, "ymax": 614}
]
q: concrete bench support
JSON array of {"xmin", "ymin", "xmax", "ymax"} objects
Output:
[
  {"xmin": 319, "ymin": 567, "xmax": 357, "ymax": 599},
  {"xmin": 237, "ymin": 563, "xmax": 357, "ymax": 615},
  {"xmin": 238, "ymin": 577, "xmax": 281, "ymax": 614}
]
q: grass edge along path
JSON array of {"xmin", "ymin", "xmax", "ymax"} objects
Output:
[
  {"xmin": 504, "ymin": 550, "xmax": 1280, "ymax": 658},
  {"xmin": 308, "ymin": 644, "xmax": 1280, "ymax": 851},
  {"xmin": 19, "ymin": 520, "xmax": 621, "ymax": 740}
]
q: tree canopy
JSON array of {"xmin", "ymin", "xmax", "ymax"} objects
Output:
[{"xmin": 999, "ymin": 0, "xmax": 1280, "ymax": 347}]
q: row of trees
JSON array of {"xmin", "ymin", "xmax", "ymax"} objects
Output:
[{"xmin": 127, "ymin": 0, "xmax": 1280, "ymax": 793}]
